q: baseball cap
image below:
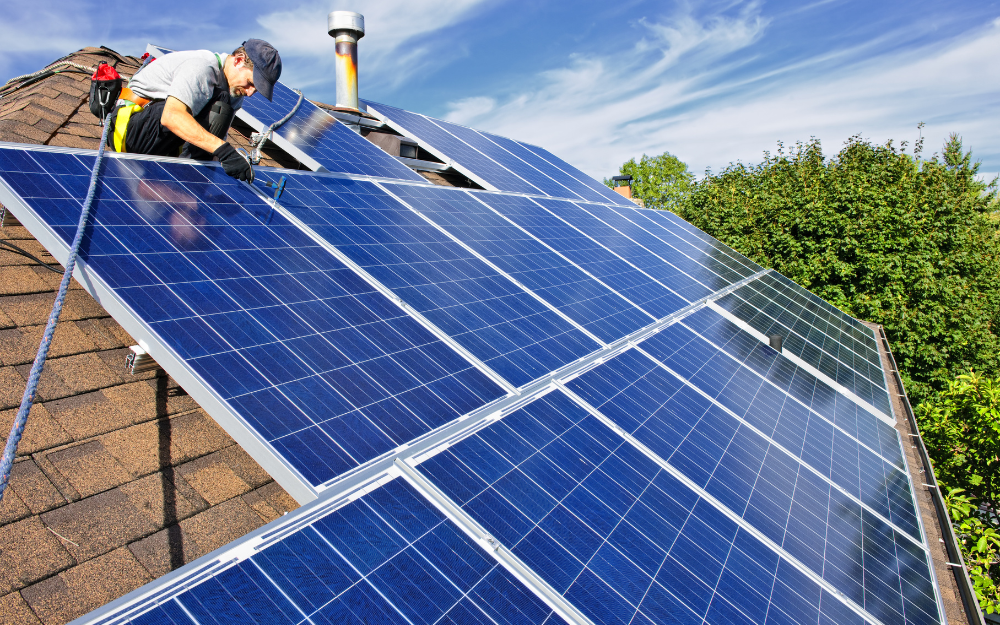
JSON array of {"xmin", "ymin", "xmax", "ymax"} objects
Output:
[{"xmin": 242, "ymin": 39, "xmax": 282, "ymax": 101}]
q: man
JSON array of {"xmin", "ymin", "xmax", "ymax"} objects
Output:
[{"xmin": 107, "ymin": 39, "xmax": 281, "ymax": 181}]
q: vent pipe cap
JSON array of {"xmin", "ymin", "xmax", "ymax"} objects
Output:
[{"xmin": 328, "ymin": 11, "xmax": 365, "ymax": 38}]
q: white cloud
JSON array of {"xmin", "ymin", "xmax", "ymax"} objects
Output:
[
  {"xmin": 444, "ymin": 5, "xmax": 1000, "ymax": 180},
  {"xmin": 257, "ymin": 0, "xmax": 493, "ymax": 92}
]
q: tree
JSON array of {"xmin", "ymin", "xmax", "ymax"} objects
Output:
[
  {"xmin": 677, "ymin": 135, "xmax": 1000, "ymax": 405},
  {"xmin": 605, "ymin": 151, "xmax": 693, "ymax": 212}
]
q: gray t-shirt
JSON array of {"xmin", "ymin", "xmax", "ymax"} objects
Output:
[{"xmin": 128, "ymin": 50, "xmax": 243, "ymax": 116}]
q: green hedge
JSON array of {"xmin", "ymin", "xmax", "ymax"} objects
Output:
[{"xmin": 677, "ymin": 135, "xmax": 1000, "ymax": 405}]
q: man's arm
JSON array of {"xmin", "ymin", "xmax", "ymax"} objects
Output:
[{"xmin": 159, "ymin": 96, "xmax": 225, "ymax": 153}]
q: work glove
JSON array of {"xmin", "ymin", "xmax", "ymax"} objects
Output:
[{"xmin": 213, "ymin": 142, "xmax": 254, "ymax": 182}]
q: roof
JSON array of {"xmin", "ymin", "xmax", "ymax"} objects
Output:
[
  {"xmin": 0, "ymin": 46, "xmax": 976, "ymax": 625},
  {"xmin": 0, "ymin": 48, "xmax": 299, "ymax": 625}
]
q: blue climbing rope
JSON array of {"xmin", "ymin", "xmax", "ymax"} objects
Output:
[{"xmin": 0, "ymin": 113, "xmax": 112, "ymax": 503}]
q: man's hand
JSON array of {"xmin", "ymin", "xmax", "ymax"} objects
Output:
[
  {"xmin": 160, "ymin": 96, "xmax": 226, "ymax": 154},
  {"xmin": 214, "ymin": 143, "xmax": 254, "ymax": 182}
]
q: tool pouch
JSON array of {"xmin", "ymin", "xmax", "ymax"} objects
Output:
[{"xmin": 89, "ymin": 62, "xmax": 122, "ymax": 120}]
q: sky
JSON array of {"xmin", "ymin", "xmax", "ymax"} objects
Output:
[{"xmin": 3, "ymin": 0, "xmax": 1000, "ymax": 181}]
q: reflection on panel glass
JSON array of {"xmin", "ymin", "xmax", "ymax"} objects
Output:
[
  {"xmin": 0, "ymin": 149, "xmax": 504, "ymax": 487},
  {"xmin": 243, "ymin": 83, "xmax": 422, "ymax": 181}
]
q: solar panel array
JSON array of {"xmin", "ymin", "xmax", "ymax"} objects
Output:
[{"xmin": 0, "ymin": 136, "xmax": 940, "ymax": 625}]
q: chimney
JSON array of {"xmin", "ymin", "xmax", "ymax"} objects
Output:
[
  {"xmin": 612, "ymin": 174, "xmax": 633, "ymax": 199},
  {"xmin": 327, "ymin": 11, "xmax": 365, "ymax": 110}
]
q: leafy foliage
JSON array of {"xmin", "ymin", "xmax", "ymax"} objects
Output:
[
  {"xmin": 677, "ymin": 135, "xmax": 1000, "ymax": 404},
  {"xmin": 921, "ymin": 373, "xmax": 1000, "ymax": 613},
  {"xmin": 946, "ymin": 487, "xmax": 999, "ymax": 614},
  {"xmin": 605, "ymin": 151, "xmax": 693, "ymax": 212},
  {"xmin": 918, "ymin": 371, "xmax": 1000, "ymax": 506}
]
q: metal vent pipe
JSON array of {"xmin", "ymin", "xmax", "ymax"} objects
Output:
[{"xmin": 328, "ymin": 11, "xmax": 365, "ymax": 110}]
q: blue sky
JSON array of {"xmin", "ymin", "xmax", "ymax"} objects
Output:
[{"xmin": 4, "ymin": 1, "xmax": 1000, "ymax": 180}]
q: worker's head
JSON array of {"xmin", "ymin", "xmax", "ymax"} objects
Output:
[{"xmin": 227, "ymin": 39, "xmax": 282, "ymax": 101}]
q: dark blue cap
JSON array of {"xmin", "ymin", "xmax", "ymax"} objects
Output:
[{"xmin": 242, "ymin": 39, "xmax": 281, "ymax": 101}]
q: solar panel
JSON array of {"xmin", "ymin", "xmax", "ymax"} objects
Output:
[
  {"xmin": 415, "ymin": 389, "xmax": 929, "ymax": 625},
  {"xmin": 0, "ymin": 133, "xmax": 944, "ymax": 625},
  {"xmin": 380, "ymin": 183, "xmax": 655, "ymax": 344},
  {"xmin": 617, "ymin": 206, "xmax": 764, "ymax": 280},
  {"xmin": 0, "ymin": 147, "xmax": 505, "ymax": 499},
  {"xmin": 240, "ymin": 82, "xmax": 424, "ymax": 182},
  {"xmin": 678, "ymin": 306, "xmax": 905, "ymax": 466},
  {"xmin": 364, "ymin": 101, "xmax": 637, "ymax": 207},
  {"xmin": 78, "ymin": 476, "xmax": 569, "ymax": 625},
  {"xmin": 363, "ymin": 101, "xmax": 541, "ymax": 195},
  {"xmin": 474, "ymin": 131, "xmax": 613, "ymax": 204},
  {"xmin": 714, "ymin": 275, "xmax": 892, "ymax": 417},
  {"xmin": 513, "ymin": 141, "xmax": 638, "ymax": 207},
  {"xmin": 258, "ymin": 171, "xmax": 601, "ymax": 388},
  {"xmin": 471, "ymin": 193, "xmax": 688, "ymax": 319}
]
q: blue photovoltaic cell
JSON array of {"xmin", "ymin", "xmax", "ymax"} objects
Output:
[
  {"xmin": 535, "ymin": 198, "xmax": 722, "ymax": 300},
  {"xmin": 478, "ymin": 131, "xmax": 613, "ymax": 204},
  {"xmin": 714, "ymin": 274, "xmax": 892, "ymax": 415},
  {"xmin": 363, "ymin": 101, "xmax": 541, "ymax": 195},
  {"xmin": 381, "ymin": 183, "xmax": 655, "ymax": 344},
  {"xmin": 677, "ymin": 306, "xmax": 904, "ymax": 467},
  {"xmin": 93, "ymin": 478, "xmax": 565, "ymax": 625},
  {"xmin": 0, "ymin": 148, "xmax": 505, "ymax": 487},
  {"xmin": 617, "ymin": 206, "xmax": 763, "ymax": 280},
  {"xmin": 514, "ymin": 141, "xmax": 637, "ymax": 207},
  {"xmin": 257, "ymin": 171, "xmax": 599, "ymax": 387},
  {"xmin": 570, "ymin": 329, "xmax": 919, "ymax": 541},
  {"xmin": 242, "ymin": 83, "xmax": 423, "ymax": 182},
  {"xmin": 417, "ymin": 391, "xmax": 872, "ymax": 625},
  {"xmin": 473, "ymin": 193, "xmax": 687, "ymax": 319},
  {"xmin": 565, "ymin": 349, "xmax": 937, "ymax": 625}
]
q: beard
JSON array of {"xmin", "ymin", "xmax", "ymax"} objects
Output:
[{"xmin": 230, "ymin": 86, "xmax": 248, "ymax": 97}]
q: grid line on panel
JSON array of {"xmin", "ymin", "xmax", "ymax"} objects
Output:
[
  {"xmin": 677, "ymin": 305, "xmax": 905, "ymax": 468},
  {"xmin": 571, "ymin": 201, "xmax": 749, "ymax": 289},
  {"xmin": 628, "ymin": 344, "xmax": 923, "ymax": 547},
  {"xmin": 96, "ymin": 475, "xmax": 567, "ymax": 625},
  {"xmin": 364, "ymin": 101, "xmax": 539, "ymax": 195},
  {"xmin": 261, "ymin": 170, "xmax": 603, "ymax": 390},
  {"xmin": 418, "ymin": 115, "xmax": 544, "ymax": 194},
  {"xmin": 379, "ymin": 182, "xmax": 660, "ymax": 347},
  {"xmin": 431, "ymin": 120, "xmax": 582, "ymax": 200},
  {"xmin": 394, "ymin": 270, "xmax": 771, "ymax": 474},
  {"xmin": 628, "ymin": 315, "xmax": 925, "ymax": 556},
  {"xmin": 715, "ymin": 275, "xmax": 893, "ymax": 416},
  {"xmin": 374, "ymin": 182, "xmax": 612, "ymax": 349},
  {"xmin": 512, "ymin": 141, "xmax": 635, "ymax": 207}
]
